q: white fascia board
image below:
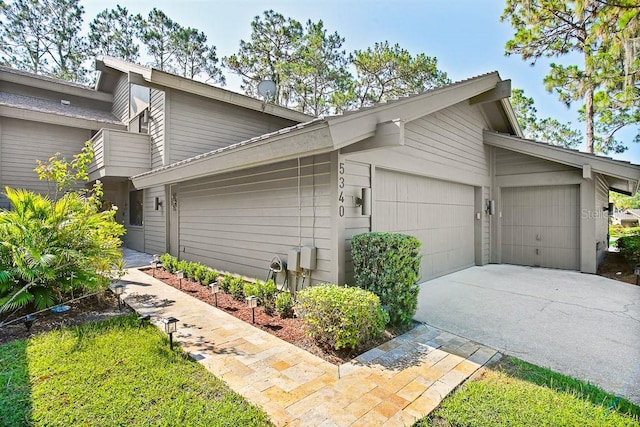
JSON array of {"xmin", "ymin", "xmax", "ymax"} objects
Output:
[
  {"xmin": 484, "ymin": 130, "xmax": 640, "ymax": 182},
  {"xmin": 132, "ymin": 124, "xmax": 333, "ymax": 189},
  {"xmin": 328, "ymin": 73, "xmax": 501, "ymax": 149}
]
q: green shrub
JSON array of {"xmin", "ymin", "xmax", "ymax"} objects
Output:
[
  {"xmin": 295, "ymin": 284, "xmax": 388, "ymax": 350},
  {"xmin": 616, "ymin": 235, "xmax": 640, "ymax": 263},
  {"xmin": 204, "ymin": 269, "xmax": 219, "ymax": 286},
  {"xmin": 220, "ymin": 274, "xmax": 235, "ymax": 293},
  {"xmin": 184, "ymin": 262, "xmax": 201, "ymax": 281},
  {"xmin": 241, "ymin": 280, "xmax": 277, "ymax": 314},
  {"xmin": 159, "ymin": 254, "xmax": 176, "ymax": 272},
  {"xmin": 351, "ymin": 232, "xmax": 422, "ymax": 325},
  {"xmin": 275, "ymin": 291, "xmax": 294, "ymax": 318},
  {"xmin": 194, "ymin": 264, "xmax": 209, "ymax": 285},
  {"xmin": 243, "ymin": 281, "xmax": 260, "ymax": 298},
  {"xmin": 228, "ymin": 277, "xmax": 245, "ymax": 300},
  {"xmin": 176, "ymin": 260, "xmax": 189, "ymax": 276}
]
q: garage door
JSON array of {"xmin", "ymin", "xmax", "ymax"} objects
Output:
[
  {"xmin": 501, "ymin": 185, "xmax": 579, "ymax": 270},
  {"xmin": 375, "ymin": 169, "xmax": 475, "ymax": 281}
]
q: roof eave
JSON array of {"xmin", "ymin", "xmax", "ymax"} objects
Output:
[{"xmin": 0, "ymin": 104, "xmax": 126, "ymax": 130}]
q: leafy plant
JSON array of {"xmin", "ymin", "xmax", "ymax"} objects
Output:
[
  {"xmin": 295, "ymin": 284, "xmax": 388, "ymax": 350},
  {"xmin": 243, "ymin": 281, "xmax": 260, "ymax": 299},
  {"xmin": 220, "ymin": 274, "xmax": 235, "ymax": 293},
  {"xmin": 616, "ymin": 235, "xmax": 640, "ymax": 263},
  {"xmin": 175, "ymin": 260, "xmax": 189, "ymax": 276},
  {"xmin": 351, "ymin": 232, "xmax": 422, "ymax": 325},
  {"xmin": 275, "ymin": 291, "xmax": 294, "ymax": 318},
  {"xmin": 194, "ymin": 264, "xmax": 209, "ymax": 285},
  {"xmin": 0, "ymin": 144, "xmax": 125, "ymax": 318},
  {"xmin": 159, "ymin": 254, "xmax": 176, "ymax": 272},
  {"xmin": 204, "ymin": 269, "xmax": 219, "ymax": 286},
  {"xmin": 228, "ymin": 277, "xmax": 245, "ymax": 300},
  {"xmin": 260, "ymin": 280, "xmax": 277, "ymax": 315}
]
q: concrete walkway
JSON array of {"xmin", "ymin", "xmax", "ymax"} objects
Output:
[{"xmin": 119, "ymin": 268, "xmax": 499, "ymax": 426}]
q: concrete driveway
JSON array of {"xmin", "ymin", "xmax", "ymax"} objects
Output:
[{"xmin": 415, "ymin": 264, "xmax": 640, "ymax": 404}]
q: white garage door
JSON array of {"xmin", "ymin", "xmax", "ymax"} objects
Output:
[
  {"xmin": 501, "ymin": 185, "xmax": 579, "ymax": 270},
  {"xmin": 375, "ymin": 169, "xmax": 475, "ymax": 281}
]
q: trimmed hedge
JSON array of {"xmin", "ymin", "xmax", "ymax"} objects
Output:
[
  {"xmin": 295, "ymin": 284, "xmax": 389, "ymax": 350},
  {"xmin": 616, "ymin": 235, "xmax": 640, "ymax": 263},
  {"xmin": 351, "ymin": 232, "xmax": 422, "ymax": 325}
]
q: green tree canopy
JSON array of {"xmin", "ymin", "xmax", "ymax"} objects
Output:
[
  {"xmin": 502, "ymin": 0, "xmax": 640, "ymax": 154},
  {"xmin": 88, "ymin": 5, "xmax": 143, "ymax": 62}
]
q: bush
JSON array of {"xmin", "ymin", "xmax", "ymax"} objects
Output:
[
  {"xmin": 616, "ymin": 235, "xmax": 640, "ymax": 263},
  {"xmin": 275, "ymin": 291, "xmax": 294, "ymax": 318},
  {"xmin": 220, "ymin": 274, "xmax": 234, "ymax": 293},
  {"xmin": 295, "ymin": 284, "xmax": 388, "ymax": 350},
  {"xmin": 193, "ymin": 264, "xmax": 209, "ymax": 285},
  {"xmin": 228, "ymin": 277, "xmax": 245, "ymax": 300},
  {"xmin": 204, "ymin": 269, "xmax": 219, "ymax": 286},
  {"xmin": 351, "ymin": 232, "xmax": 422, "ymax": 325},
  {"xmin": 242, "ymin": 280, "xmax": 277, "ymax": 314},
  {"xmin": 159, "ymin": 254, "xmax": 176, "ymax": 272},
  {"xmin": 176, "ymin": 260, "xmax": 189, "ymax": 276},
  {"xmin": 243, "ymin": 281, "xmax": 260, "ymax": 299}
]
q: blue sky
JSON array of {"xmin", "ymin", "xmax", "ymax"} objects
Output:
[{"xmin": 82, "ymin": 0, "xmax": 640, "ymax": 163}]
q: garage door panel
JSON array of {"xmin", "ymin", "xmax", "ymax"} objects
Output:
[
  {"xmin": 376, "ymin": 169, "xmax": 475, "ymax": 281},
  {"xmin": 501, "ymin": 185, "xmax": 579, "ymax": 270}
]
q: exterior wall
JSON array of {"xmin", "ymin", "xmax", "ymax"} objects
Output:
[
  {"xmin": 595, "ymin": 174, "xmax": 610, "ymax": 265},
  {"xmin": 144, "ymin": 185, "xmax": 167, "ymax": 254},
  {"xmin": 149, "ymin": 88, "xmax": 165, "ymax": 169},
  {"xmin": 168, "ymin": 91, "xmax": 295, "ymax": 164},
  {"xmin": 342, "ymin": 160, "xmax": 371, "ymax": 284},
  {"xmin": 175, "ymin": 154, "xmax": 332, "ymax": 287},
  {"xmin": 111, "ymin": 74, "xmax": 129, "ymax": 122},
  {"xmin": 0, "ymin": 117, "xmax": 90, "ymax": 208}
]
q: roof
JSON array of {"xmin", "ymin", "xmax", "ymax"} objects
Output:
[
  {"xmin": 484, "ymin": 130, "xmax": 640, "ymax": 194},
  {"xmin": 613, "ymin": 210, "xmax": 640, "ymax": 221},
  {"xmin": 95, "ymin": 56, "xmax": 313, "ymax": 124},
  {"xmin": 0, "ymin": 65, "xmax": 93, "ymax": 90},
  {"xmin": 0, "ymin": 91, "xmax": 122, "ymax": 125},
  {"xmin": 133, "ymin": 72, "xmax": 515, "ymax": 188}
]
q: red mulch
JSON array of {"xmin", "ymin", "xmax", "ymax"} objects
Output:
[
  {"xmin": 143, "ymin": 268, "xmax": 412, "ymax": 365},
  {"xmin": 0, "ymin": 292, "xmax": 124, "ymax": 346}
]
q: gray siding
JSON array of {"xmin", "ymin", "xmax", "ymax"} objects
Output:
[
  {"xmin": 343, "ymin": 161, "xmax": 371, "ymax": 284},
  {"xmin": 150, "ymin": 89, "xmax": 165, "ymax": 169},
  {"xmin": 111, "ymin": 74, "xmax": 129, "ymax": 122},
  {"xmin": 177, "ymin": 154, "xmax": 332, "ymax": 286},
  {"xmin": 495, "ymin": 149, "xmax": 574, "ymax": 176},
  {"xmin": 0, "ymin": 117, "xmax": 90, "ymax": 208},
  {"xmin": 144, "ymin": 185, "xmax": 167, "ymax": 255},
  {"xmin": 595, "ymin": 174, "xmax": 609, "ymax": 264},
  {"xmin": 482, "ymin": 185, "xmax": 490, "ymax": 264},
  {"xmin": 168, "ymin": 91, "xmax": 295, "ymax": 163},
  {"xmin": 404, "ymin": 102, "xmax": 488, "ymax": 176}
]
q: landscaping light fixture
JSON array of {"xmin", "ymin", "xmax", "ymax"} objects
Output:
[
  {"xmin": 138, "ymin": 314, "xmax": 151, "ymax": 330},
  {"xmin": 246, "ymin": 296, "xmax": 258, "ymax": 323},
  {"xmin": 152, "ymin": 254, "xmax": 161, "ymax": 277},
  {"xmin": 24, "ymin": 314, "xmax": 35, "ymax": 332},
  {"xmin": 114, "ymin": 284, "xmax": 125, "ymax": 311},
  {"xmin": 176, "ymin": 270, "xmax": 184, "ymax": 289},
  {"xmin": 210, "ymin": 283, "xmax": 220, "ymax": 307},
  {"xmin": 162, "ymin": 317, "xmax": 179, "ymax": 350}
]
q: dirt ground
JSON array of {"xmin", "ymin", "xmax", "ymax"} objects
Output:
[
  {"xmin": 142, "ymin": 268, "xmax": 414, "ymax": 365},
  {"xmin": 597, "ymin": 251, "xmax": 639, "ymax": 286}
]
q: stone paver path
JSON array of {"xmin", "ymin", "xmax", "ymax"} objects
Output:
[{"xmin": 120, "ymin": 269, "xmax": 500, "ymax": 426}]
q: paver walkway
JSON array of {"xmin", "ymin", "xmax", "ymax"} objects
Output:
[{"xmin": 119, "ymin": 268, "xmax": 500, "ymax": 426}]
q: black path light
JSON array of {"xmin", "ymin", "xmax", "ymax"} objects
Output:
[
  {"xmin": 163, "ymin": 317, "xmax": 179, "ymax": 350},
  {"xmin": 24, "ymin": 314, "xmax": 35, "ymax": 332},
  {"xmin": 246, "ymin": 296, "xmax": 258, "ymax": 323},
  {"xmin": 209, "ymin": 282, "xmax": 220, "ymax": 307},
  {"xmin": 138, "ymin": 314, "xmax": 151, "ymax": 330},
  {"xmin": 114, "ymin": 284, "xmax": 125, "ymax": 311},
  {"xmin": 152, "ymin": 254, "xmax": 161, "ymax": 277},
  {"xmin": 176, "ymin": 270, "xmax": 184, "ymax": 289}
]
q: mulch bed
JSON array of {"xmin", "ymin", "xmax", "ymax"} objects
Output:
[
  {"xmin": 598, "ymin": 251, "xmax": 639, "ymax": 286},
  {"xmin": 142, "ymin": 267, "xmax": 414, "ymax": 365},
  {"xmin": 0, "ymin": 292, "xmax": 126, "ymax": 346}
]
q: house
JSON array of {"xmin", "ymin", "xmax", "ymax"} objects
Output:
[
  {"xmin": 612, "ymin": 208, "xmax": 640, "ymax": 227},
  {"xmin": 2, "ymin": 57, "xmax": 639, "ymax": 289}
]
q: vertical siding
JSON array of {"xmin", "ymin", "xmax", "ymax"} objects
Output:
[
  {"xmin": 149, "ymin": 89, "xmax": 165, "ymax": 169},
  {"xmin": 343, "ymin": 161, "xmax": 371, "ymax": 284},
  {"xmin": 595, "ymin": 174, "xmax": 609, "ymax": 265},
  {"xmin": 144, "ymin": 185, "xmax": 167, "ymax": 255},
  {"xmin": 404, "ymin": 102, "xmax": 489, "ymax": 175},
  {"xmin": 0, "ymin": 118, "xmax": 90, "ymax": 208},
  {"xmin": 111, "ymin": 74, "xmax": 129, "ymax": 122},
  {"xmin": 176, "ymin": 154, "xmax": 332, "ymax": 286},
  {"xmin": 168, "ymin": 91, "xmax": 295, "ymax": 163}
]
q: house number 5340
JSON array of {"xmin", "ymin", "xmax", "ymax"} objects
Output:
[{"xmin": 338, "ymin": 162, "xmax": 345, "ymax": 217}]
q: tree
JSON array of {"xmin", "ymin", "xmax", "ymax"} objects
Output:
[
  {"xmin": 171, "ymin": 26, "xmax": 224, "ymax": 84},
  {"xmin": 0, "ymin": 0, "xmax": 50, "ymax": 73},
  {"xmin": 88, "ymin": 5, "xmax": 143, "ymax": 62},
  {"xmin": 0, "ymin": 142, "xmax": 124, "ymax": 320},
  {"xmin": 289, "ymin": 20, "xmax": 352, "ymax": 115},
  {"xmin": 502, "ymin": 0, "xmax": 640, "ymax": 154},
  {"xmin": 351, "ymin": 41, "xmax": 450, "ymax": 108},
  {"xmin": 224, "ymin": 10, "xmax": 303, "ymax": 106},
  {"xmin": 141, "ymin": 8, "xmax": 179, "ymax": 72},
  {"xmin": 44, "ymin": 0, "xmax": 88, "ymax": 82},
  {"xmin": 511, "ymin": 88, "xmax": 583, "ymax": 148}
]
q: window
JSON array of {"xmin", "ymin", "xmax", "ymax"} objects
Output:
[
  {"xmin": 130, "ymin": 84, "xmax": 150, "ymax": 117},
  {"xmin": 129, "ymin": 190, "xmax": 143, "ymax": 226}
]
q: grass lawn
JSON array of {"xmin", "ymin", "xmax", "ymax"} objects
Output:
[
  {"xmin": 0, "ymin": 315, "xmax": 272, "ymax": 427},
  {"xmin": 416, "ymin": 357, "xmax": 640, "ymax": 427}
]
